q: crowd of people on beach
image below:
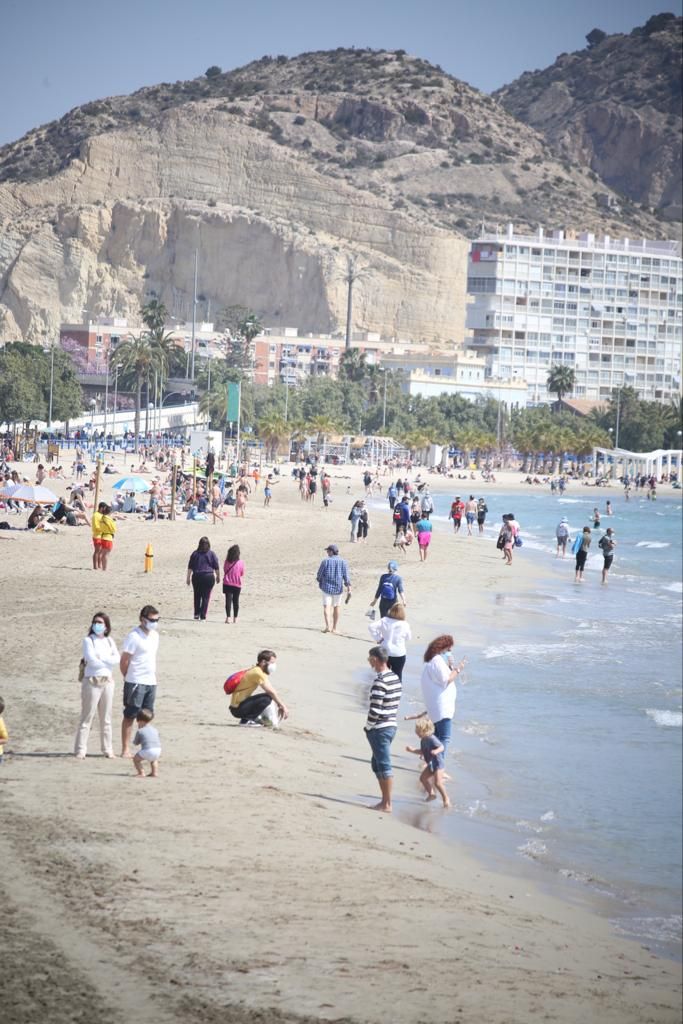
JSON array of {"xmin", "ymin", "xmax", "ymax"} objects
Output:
[{"xmin": 0, "ymin": 439, "xmax": 664, "ymax": 811}]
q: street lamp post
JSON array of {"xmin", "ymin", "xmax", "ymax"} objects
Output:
[
  {"xmin": 112, "ymin": 364, "xmax": 120, "ymax": 443},
  {"xmin": 190, "ymin": 248, "xmax": 198, "ymax": 380},
  {"xmin": 615, "ymin": 388, "xmax": 621, "ymax": 449},
  {"xmin": 45, "ymin": 342, "xmax": 56, "ymax": 430},
  {"xmin": 379, "ymin": 367, "xmax": 388, "ymax": 430},
  {"xmin": 103, "ymin": 353, "xmax": 110, "ymax": 440}
]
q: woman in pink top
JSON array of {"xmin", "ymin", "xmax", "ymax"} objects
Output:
[{"xmin": 223, "ymin": 543, "xmax": 245, "ymax": 623}]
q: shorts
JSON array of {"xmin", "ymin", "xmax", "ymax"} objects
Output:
[
  {"xmin": 135, "ymin": 747, "xmax": 161, "ymax": 762},
  {"xmin": 417, "ymin": 532, "xmax": 431, "ymax": 547},
  {"xmin": 603, "ymin": 555, "xmax": 613, "ymax": 569},
  {"xmin": 322, "ymin": 592, "xmax": 342, "ymax": 607},
  {"xmin": 92, "ymin": 537, "xmax": 102, "ymax": 548},
  {"xmin": 426, "ymin": 754, "xmax": 445, "ymax": 774},
  {"xmin": 99, "ymin": 539, "xmax": 113, "ymax": 551},
  {"xmin": 123, "ymin": 682, "xmax": 157, "ymax": 719},
  {"xmin": 365, "ymin": 726, "xmax": 396, "ymax": 779},
  {"xmin": 466, "ymin": 512, "xmax": 475, "ymax": 524}
]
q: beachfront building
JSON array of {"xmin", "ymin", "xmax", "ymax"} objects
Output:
[
  {"xmin": 381, "ymin": 349, "xmax": 528, "ymax": 408},
  {"xmin": 465, "ymin": 224, "xmax": 682, "ymax": 405},
  {"xmin": 59, "ymin": 317, "xmax": 226, "ymax": 373}
]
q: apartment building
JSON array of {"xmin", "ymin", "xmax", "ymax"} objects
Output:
[
  {"xmin": 59, "ymin": 317, "xmax": 225, "ymax": 372},
  {"xmin": 381, "ymin": 349, "xmax": 528, "ymax": 407},
  {"xmin": 465, "ymin": 225, "xmax": 682, "ymax": 404}
]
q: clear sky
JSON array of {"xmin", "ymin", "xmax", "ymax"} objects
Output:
[{"xmin": 1, "ymin": 0, "xmax": 680, "ymax": 146}]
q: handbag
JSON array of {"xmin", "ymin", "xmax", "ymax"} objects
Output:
[
  {"xmin": 78, "ymin": 658, "xmax": 85, "ymax": 681},
  {"xmin": 514, "ymin": 535, "xmax": 523, "ymax": 548}
]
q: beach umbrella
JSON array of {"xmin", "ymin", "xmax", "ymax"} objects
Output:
[
  {"xmin": 0, "ymin": 482, "xmax": 22, "ymax": 498},
  {"xmin": 8, "ymin": 484, "xmax": 59, "ymax": 504},
  {"xmin": 112, "ymin": 475, "xmax": 150, "ymax": 492}
]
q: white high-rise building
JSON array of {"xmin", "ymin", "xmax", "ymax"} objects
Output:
[{"xmin": 465, "ymin": 225, "xmax": 682, "ymax": 405}]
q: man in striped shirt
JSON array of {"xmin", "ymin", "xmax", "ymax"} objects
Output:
[{"xmin": 364, "ymin": 645, "xmax": 401, "ymax": 812}]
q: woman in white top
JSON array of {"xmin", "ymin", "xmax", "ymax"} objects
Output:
[
  {"xmin": 368, "ymin": 603, "xmax": 412, "ymax": 681},
  {"xmin": 419, "ymin": 634, "xmax": 466, "ymax": 757},
  {"xmin": 74, "ymin": 611, "xmax": 120, "ymax": 759}
]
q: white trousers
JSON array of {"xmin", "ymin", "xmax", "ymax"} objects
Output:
[{"xmin": 74, "ymin": 679, "xmax": 115, "ymax": 756}]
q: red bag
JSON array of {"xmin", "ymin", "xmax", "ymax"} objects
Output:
[{"xmin": 224, "ymin": 669, "xmax": 247, "ymax": 695}]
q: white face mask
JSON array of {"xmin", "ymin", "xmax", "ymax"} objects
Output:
[
  {"xmin": 266, "ymin": 662, "xmax": 277, "ymax": 674},
  {"xmin": 144, "ymin": 619, "xmax": 159, "ymax": 631},
  {"xmin": 92, "ymin": 622, "xmax": 106, "ymax": 636}
]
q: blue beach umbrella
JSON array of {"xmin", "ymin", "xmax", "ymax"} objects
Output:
[{"xmin": 112, "ymin": 475, "xmax": 151, "ymax": 492}]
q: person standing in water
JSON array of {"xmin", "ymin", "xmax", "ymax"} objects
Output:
[
  {"xmin": 555, "ymin": 516, "xmax": 570, "ymax": 558},
  {"xmin": 364, "ymin": 645, "xmax": 401, "ymax": 813},
  {"xmin": 476, "ymin": 497, "xmax": 488, "ymax": 535},
  {"xmin": 574, "ymin": 527, "xmax": 591, "ymax": 583},
  {"xmin": 599, "ymin": 528, "xmax": 616, "ymax": 585}
]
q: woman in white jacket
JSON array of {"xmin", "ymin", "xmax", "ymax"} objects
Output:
[
  {"xmin": 368, "ymin": 603, "xmax": 412, "ymax": 681},
  {"xmin": 74, "ymin": 611, "xmax": 120, "ymax": 758}
]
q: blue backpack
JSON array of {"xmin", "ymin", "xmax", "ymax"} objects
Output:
[{"xmin": 380, "ymin": 575, "xmax": 398, "ymax": 601}]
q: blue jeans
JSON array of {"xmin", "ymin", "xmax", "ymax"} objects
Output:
[
  {"xmin": 434, "ymin": 718, "xmax": 452, "ymax": 757},
  {"xmin": 365, "ymin": 726, "xmax": 396, "ymax": 779}
]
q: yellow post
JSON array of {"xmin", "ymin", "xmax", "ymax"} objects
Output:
[{"xmin": 144, "ymin": 542, "xmax": 154, "ymax": 572}]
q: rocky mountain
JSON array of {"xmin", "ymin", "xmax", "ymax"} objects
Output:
[
  {"xmin": 0, "ymin": 48, "xmax": 669, "ymax": 344},
  {"xmin": 495, "ymin": 13, "xmax": 682, "ymax": 221}
]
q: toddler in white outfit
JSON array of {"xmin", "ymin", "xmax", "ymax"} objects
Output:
[{"xmin": 133, "ymin": 708, "xmax": 161, "ymax": 778}]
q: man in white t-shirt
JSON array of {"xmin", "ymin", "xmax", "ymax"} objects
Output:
[{"xmin": 120, "ymin": 605, "xmax": 160, "ymax": 757}]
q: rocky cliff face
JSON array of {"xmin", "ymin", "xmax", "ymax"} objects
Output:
[
  {"xmin": 495, "ymin": 14, "xmax": 682, "ymax": 221},
  {"xmin": 0, "ymin": 48, "xmax": 668, "ymax": 343}
]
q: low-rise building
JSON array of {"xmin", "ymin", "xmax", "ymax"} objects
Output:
[{"xmin": 381, "ymin": 349, "xmax": 528, "ymax": 407}]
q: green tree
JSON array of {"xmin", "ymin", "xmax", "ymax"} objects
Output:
[
  {"xmin": 547, "ymin": 365, "xmax": 576, "ymax": 404},
  {"xmin": 114, "ymin": 335, "xmax": 166, "ymax": 449},
  {"xmin": 0, "ymin": 343, "xmax": 82, "ymax": 429},
  {"xmin": 256, "ymin": 414, "xmax": 289, "ymax": 459}
]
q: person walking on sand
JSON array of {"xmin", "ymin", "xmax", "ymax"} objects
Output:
[
  {"xmin": 132, "ymin": 708, "xmax": 161, "ymax": 778},
  {"xmin": 476, "ymin": 497, "xmax": 488, "ymax": 535},
  {"xmin": 406, "ymin": 717, "xmax": 450, "ymax": 808},
  {"xmin": 420, "ymin": 635, "xmax": 466, "ymax": 759},
  {"xmin": 555, "ymin": 516, "xmax": 570, "ymax": 558},
  {"xmin": 573, "ymin": 527, "xmax": 592, "ymax": 583},
  {"xmin": 599, "ymin": 527, "xmax": 616, "ymax": 585},
  {"xmin": 369, "ymin": 560, "xmax": 406, "ymax": 619},
  {"xmin": 348, "ymin": 499, "xmax": 363, "ymax": 542},
  {"xmin": 415, "ymin": 514, "xmax": 433, "ymax": 561},
  {"xmin": 364, "ymin": 645, "xmax": 401, "ymax": 813},
  {"xmin": 368, "ymin": 602, "xmax": 411, "ymax": 681},
  {"xmin": 211, "ymin": 481, "xmax": 223, "ymax": 525},
  {"xmin": 464, "ymin": 495, "xmax": 478, "ymax": 536},
  {"xmin": 74, "ymin": 611, "xmax": 120, "ymax": 759},
  {"xmin": 186, "ymin": 536, "xmax": 220, "ymax": 620},
  {"xmin": 497, "ymin": 515, "xmax": 514, "ymax": 566},
  {"xmin": 120, "ymin": 605, "xmax": 160, "ymax": 758},
  {"xmin": 316, "ymin": 544, "xmax": 351, "ymax": 634},
  {"xmin": 235, "ymin": 481, "xmax": 249, "ymax": 517},
  {"xmin": 450, "ymin": 496, "xmax": 464, "ymax": 533},
  {"xmin": 223, "ymin": 543, "xmax": 245, "ymax": 623}
]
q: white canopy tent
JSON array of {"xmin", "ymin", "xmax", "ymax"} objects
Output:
[{"xmin": 593, "ymin": 446, "xmax": 683, "ymax": 480}]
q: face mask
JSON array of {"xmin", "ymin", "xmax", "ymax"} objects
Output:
[
  {"xmin": 145, "ymin": 619, "xmax": 159, "ymax": 631},
  {"xmin": 266, "ymin": 662, "xmax": 277, "ymax": 674},
  {"xmin": 92, "ymin": 622, "xmax": 105, "ymax": 636}
]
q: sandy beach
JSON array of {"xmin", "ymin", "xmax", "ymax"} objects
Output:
[{"xmin": 1, "ymin": 457, "xmax": 681, "ymax": 1024}]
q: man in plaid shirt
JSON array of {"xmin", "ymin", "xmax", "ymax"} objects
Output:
[{"xmin": 316, "ymin": 544, "xmax": 351, "ymax": 634}]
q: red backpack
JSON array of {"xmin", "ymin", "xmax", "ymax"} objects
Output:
[{"xmin": 224, "ymin": 669, "xmax": 247, "ymax": 695}]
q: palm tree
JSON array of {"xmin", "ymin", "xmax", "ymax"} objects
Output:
[
  {"xmin": 402, "ymin": 430, "xmax": 431, "ymax": 461},
  {"xmin": 338, "ymin": 349, "xmax": 369, "ymax": 383},
  {"xmin": 307, "ymin": 415, "xmax": 338, "ymax": 460},
  {"xmin": 199, "ymin": 383, "xmax": 231, "ymax": 430},
  {"xmin": 257, "ymin": 414, "xmax": 289, "ymax": 460},
  {"xmin": 547, "ymin": 365, "xmax": 576, "ymax": 405},
  {"xmin": 114, "ymin": 335, "xmax": 166, "ymax": 450},
  {"xmin": 511, "ymin": 424, "xmax": 535, "ymax": 473}
]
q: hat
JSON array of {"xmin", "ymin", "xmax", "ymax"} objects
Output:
[
  {"xmin": 326, "ymin": 544, "xmax": 339, "ymax": 555},
  {"xmin": 560, "ymin": 516, "xmax": 568, "ymax": 523},
  {"xmin": 388, "ymin": 560, "xmax": 398, "ymax": 571}
]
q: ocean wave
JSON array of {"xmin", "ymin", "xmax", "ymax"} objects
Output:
[
  {"xmin": 460, "ymin": 720, "xmax": 493, "ymax": 743},
  {"xmin": 464, "ymin": 799, "xmax": 487, "ymax": 818},
  {"xmin": 540, "ymin": 810, "xmax": 556, "ymax": 822},
  {"xmin": 516, "ymin": 819, "xmax": 544, "ymax": 834},
  {"xmin": 635, "ymin": 541, "xmax": 671, "ymax": 549},
  {"xmin": 483, "ymin": 641, "xmax": 565, "ymax": 660},
  {"xmin": 612, "ymin": 915, "xmax": 683, "ymax": 945},
  {"xmin": 645, "ymin": 708, "xmax": 683, "ymax": 728},
  {"xmin": 662, "ymin": 581, "xmax": 683, "ymax": 594},
  {"xmin": 559, "ymin": 867, "xmax": 596, "ymax": 885},
  {"xmin": 517, "ymin": 839, "xmax": 548, "ymax": 860},
  {"xmin": 558, "ymin": 498, "xmax": 582, "ymax": 504}
]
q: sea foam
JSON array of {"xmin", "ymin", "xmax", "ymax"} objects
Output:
[
  {"xmin": 636, "ymin": 541, "xmax": 670, "ymax": 549},
  {"xmin": 645, "ymin": 709, "xmax": 683, "ymax": 728}
]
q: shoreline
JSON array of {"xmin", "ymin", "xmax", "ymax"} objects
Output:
[{"xmin": 1, "ymin": 456, "xmax": 681, "ymax": 1023}]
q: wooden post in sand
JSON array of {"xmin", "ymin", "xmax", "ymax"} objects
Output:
[
  {"xmin": 93, "ymin": 455, "xmax": 103, "ymax": 511},
  {"xmin": 170, "ymin": 455, "xmax": 177, "ymax": 521}
]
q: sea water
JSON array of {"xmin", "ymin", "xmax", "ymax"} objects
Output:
[{"xmin": 389, "ymin": 485, "xmax": 682, "ymax": 956}]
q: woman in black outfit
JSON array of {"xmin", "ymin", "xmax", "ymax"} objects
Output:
[{"xmin": 186, "ymin": 536, "xmax": 220, "ymax": 620}]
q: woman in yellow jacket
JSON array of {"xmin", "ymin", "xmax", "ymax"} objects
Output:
[{"xmin": 92, "ymin": 501, "xmax": 117, "ymax": 571}]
